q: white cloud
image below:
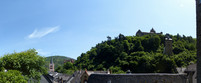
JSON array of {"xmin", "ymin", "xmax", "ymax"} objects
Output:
[{"xmin": 28, "ymin": 26, "xmax": 60, "ymax": 39}]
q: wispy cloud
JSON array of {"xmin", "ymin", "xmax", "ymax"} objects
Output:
[{"xmin": 28, "ymin": 26, "xmax": 60, "ymax": 39}]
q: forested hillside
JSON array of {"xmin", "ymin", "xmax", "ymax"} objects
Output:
[
  {"xmin": 74, "ymin": 34, "xmax": 196, "ymax": 73},
  {"xmin": 45, "ymin": 56, "xmax": 74, "ymax": 69}
]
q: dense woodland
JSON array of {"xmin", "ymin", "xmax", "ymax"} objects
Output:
[{"xmin": 72, "ymin": 34, "xmax": 196, "ymax": 73}]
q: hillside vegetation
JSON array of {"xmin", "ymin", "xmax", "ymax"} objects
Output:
[
  {"xmin": 74, "ymin": 34, "xmax": 196, "ymax": 73},
  {"xmin": 45, "ymin": 56, "xmax": 74, "ymax": 69}
]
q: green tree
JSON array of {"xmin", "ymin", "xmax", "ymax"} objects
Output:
[
  {"xmin": 55, "ymin": 60, "xmax": 78, "ymax": 75},
  {"xmin": 174, "ymin": 51, "xmax": 196, "ymax": 67},
  {"xmin": 55, "ymin": 66, "xmax": 65, "ymax": 73},
  {"xmin": 154, "ymin": 54, "xmax": 177, "ymax": 73},
  {"xmin": 1, "ymin": 49, "xmax": 47, "ymax": 82},
  {"xmin": 133, "ymin": 40, "xmax": 144, "ymax": 51},
  {"xmin": 0, "ymin": 70, "xmax": 27, "ymax": 83},
  {"xmin": 63, "ymin": 62, "xmax": 73, "ymax": 70},
  {"xmin": 109, "ymin": 66, "xmax": 125, "ymax": 74}
]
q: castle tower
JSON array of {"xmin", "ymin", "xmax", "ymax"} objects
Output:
[
  {"xmin": 49, "ymin": 57, "xmax": 54, "ymax": 72},
  {"xmin": 164, "ymin": 34, "xmax": 173, "ymax": 55}
]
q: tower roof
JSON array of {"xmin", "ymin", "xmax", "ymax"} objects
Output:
[
  {"xmin": 137, "ymin": 29, "xmax": 141, "ymax": 33},
  {"xmin": 150, "ymin": 28, "xmax": 156, "ymax": 33},
  {"xmin": 165, "ymin": 34, "xmax": 172, "ymax": 40}
]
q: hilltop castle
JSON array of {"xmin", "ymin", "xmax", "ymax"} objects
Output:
[
  {"xmin": 136, "ymin": 28, "xmax": 172, "ymax": 55},
  {"xmin": 136, "ymin": 28, "xmax": 163, "ymax": 36}
]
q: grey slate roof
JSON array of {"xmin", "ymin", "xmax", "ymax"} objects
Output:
[
  {"xmin": 88, "ymin": 73, "xmax": 187, "ymax": 83},
  {"xmin": 40, "ymin": 75, "xmax": 52, "ymax": 83}
]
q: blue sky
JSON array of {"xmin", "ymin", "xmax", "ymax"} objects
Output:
[{"xmin": 0, "ymin": 0, "xmax": 196, "ymax": 59}]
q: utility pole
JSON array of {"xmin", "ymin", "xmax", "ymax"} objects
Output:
[{"xmin": 196, "ymin": 0, "xmax": 201, "ymax": 83}]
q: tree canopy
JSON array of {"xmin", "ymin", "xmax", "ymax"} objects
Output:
[
  {"xmin": 0, "ymin": 70, "xmax": 27, "ymax": 83},
  {"xmin": 74, "ymin": 34, "xmax": 196, "ymax": 73},
  {"xmin": 0, "ymin": 49, "xmax": 47, "ymax": 82}
]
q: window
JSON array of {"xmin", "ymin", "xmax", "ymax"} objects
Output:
[{"xmin": 50, "ymin": 65, "xmax": 52, "ymax": 69}]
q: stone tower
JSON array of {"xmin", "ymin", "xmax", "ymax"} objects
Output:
[
  {"xmin": 49, "ymin": 57, "xmax": 54, "ymax": 72},
  {"xmin": 164, "ymin": 34, "xmax": 173, "ymax": 55},
  {"xmin": 196, "ymin": 0, "xmax": 201, "ymax": 82}
]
